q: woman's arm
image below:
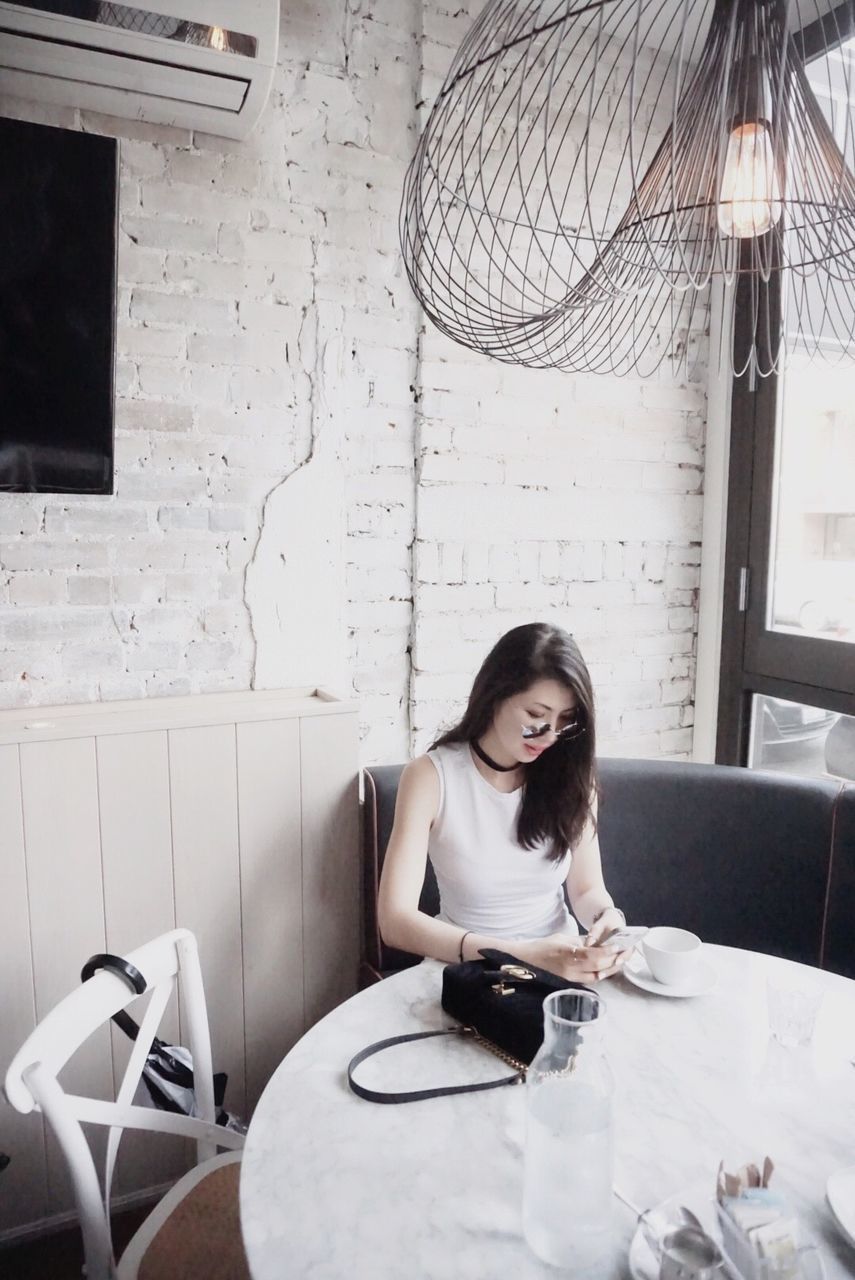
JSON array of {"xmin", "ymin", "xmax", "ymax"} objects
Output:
[
  {"xmin": 565, "ymin": 800, "xmax": 626, "ymax": 948},
  {"xmin": 378, "ymin": 758, "xmax": 621, "ymax": 982},
  {"xmin": 377, "ymin": 756, "xmax": 468, "ymax": 964}
]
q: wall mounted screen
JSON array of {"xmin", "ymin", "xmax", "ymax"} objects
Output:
[{"xmin": 0, "ymin": 116, "xmax": 118, "ymax": 494}]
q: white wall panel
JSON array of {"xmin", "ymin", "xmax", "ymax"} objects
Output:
[
  {"xmin": 97, "ymin": 730, "xmax": 185, "ymax": 1196},
  {"xmin": 19, "ymin": 737, "xmax": 109, "ymax": 1214},
  {"xmin": 237, "ymin": 719, "xmax": 303, "ymax": 1112},
  {"xmin": 0, "ymin": 746, "xmax": 47, "ymax": 1234},
  {"xmin": 169, "ymin": 724, "xmax": 246, "ymax": 1118},
  {"xmin": 300, "ymin": 714, "xmax": 360, "ymax": 1028},
  {"xmin": 0, "ymin": 690, "xmax": 358, "ymax": 1240}
]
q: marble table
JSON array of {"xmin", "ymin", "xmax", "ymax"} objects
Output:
[{"xmin": 240, "ymin": 947, "xmax": 855, "ymax": 1279}]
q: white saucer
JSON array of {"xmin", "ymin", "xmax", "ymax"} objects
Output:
[
  {"xmin": 826, "ymin": 1165, "xmax": 855, "ymax": 1250},
  {"xmin": 623, "ymin": 952, "xmax": 716, "ymax": 998}
]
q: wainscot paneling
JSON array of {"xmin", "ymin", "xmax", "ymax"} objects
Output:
[{"xmin": 0, "ymin": 688, "xmax": 359, "ymax": 1242}]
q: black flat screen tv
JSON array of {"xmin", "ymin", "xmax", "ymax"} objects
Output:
[{"xmin": 0, "ymin": 117, "xmax": 118, "ymax": 494}]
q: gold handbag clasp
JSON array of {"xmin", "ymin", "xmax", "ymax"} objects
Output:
[
  {"xmin": 491, "ymin": 982, "xmax": 516, "ymax": 996},
  {"xmin": 500, "ymin": 964, "xmax": 534, "ymax": 980}
]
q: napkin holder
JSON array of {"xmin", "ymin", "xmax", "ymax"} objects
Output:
[{"xmin": 714, "ymin": 1159, "xmax": 808, "ymax": 1280}]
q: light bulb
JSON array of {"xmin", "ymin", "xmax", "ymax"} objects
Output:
[{"xmin": 717, "ymin": 122, "xmax": 783, "ymax": 238}]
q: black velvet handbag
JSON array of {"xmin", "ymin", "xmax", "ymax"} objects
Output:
[{"xmin": 347, "ymin": 948, "xmax": 594, "ymax": 1104}]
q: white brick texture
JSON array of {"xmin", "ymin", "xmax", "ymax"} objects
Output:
[{"xmin": 0, "ymin": 0, "xmax": 707, "ymax": 764}]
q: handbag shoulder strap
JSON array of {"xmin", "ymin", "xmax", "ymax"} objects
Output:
[{"xmin": 347, "ymin": 1027, "xmax": 524, "ymax": 1104}]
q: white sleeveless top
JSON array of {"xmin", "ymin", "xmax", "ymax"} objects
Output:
[{"xmin": 426, "ymin": 742, "xmax": 576, "ymax": 940}]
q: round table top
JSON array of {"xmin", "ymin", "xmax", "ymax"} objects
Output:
[{"xmin": 240, "ymin": 947, "xmax": 855, "ymax": 1279}]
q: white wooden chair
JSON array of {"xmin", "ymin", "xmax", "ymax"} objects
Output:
[{"xmin": 4, "ymin": 928, "xmax": 248, "ymax": 1280}]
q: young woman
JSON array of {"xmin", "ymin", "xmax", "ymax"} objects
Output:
[{"xmin": 378, "ymin": 622, "xmax": 629, "ymax": 984}]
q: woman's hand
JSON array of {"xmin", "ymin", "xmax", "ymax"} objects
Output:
[
  {"xmin": 584, "ymin": 907, "xmax": 625, "ymax": 947},
  {"xmin": 517, "ymin": 933, "xmax": 626, "ymax": 984}
]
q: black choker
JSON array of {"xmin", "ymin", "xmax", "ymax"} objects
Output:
[{"xmin": 471, "ymin": 739, "xmax": 519, "ymax": 773}]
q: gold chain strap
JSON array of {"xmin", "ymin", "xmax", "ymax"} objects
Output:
[{"xmin": 462, "ymin": 1026, "xmax": 529, "ymax": 1076}]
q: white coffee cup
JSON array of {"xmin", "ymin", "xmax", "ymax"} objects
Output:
[{"xmin": 642, "ymin": 926, "xmax": 702, "ymax": 986}]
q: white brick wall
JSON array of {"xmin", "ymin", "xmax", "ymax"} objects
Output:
[{"xmin": 0, "ymin": 1, "xmax": 707, "ymax": 764}]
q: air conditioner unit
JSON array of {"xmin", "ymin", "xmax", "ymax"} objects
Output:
[{"xmin": 0, "ymin": 1, "xmax": 280, "ymax": 140}]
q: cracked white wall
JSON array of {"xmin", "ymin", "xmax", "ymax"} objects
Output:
[{"xmin": 0, "ymin": 1, "xmax": 707, "ymax": 765}]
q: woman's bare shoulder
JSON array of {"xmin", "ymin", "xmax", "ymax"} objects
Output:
[
  {"xmin": 397, "ymin": 754, "xmax": 441, "ymax": 811},
  {"xmin": 402, "ymin": 752, "xmax": 440, "ymax": 787}
]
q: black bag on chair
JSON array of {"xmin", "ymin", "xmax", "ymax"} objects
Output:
[
  {"xmin": 347, "ymin": 949, "xmax": 595, "ymax": 1104},
  {"xmin": 81, "ymin": 953, "xmax": 246, "ymax": 1133}
]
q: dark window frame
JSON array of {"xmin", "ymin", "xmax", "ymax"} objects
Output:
[{"xmin": 716, "ymin": 2, "xmax": 855, "ymax": 764}]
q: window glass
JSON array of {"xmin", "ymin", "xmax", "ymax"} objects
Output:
[{"xmin": 748, "ymin": 695, "xmax": 855, "ymax": 781}]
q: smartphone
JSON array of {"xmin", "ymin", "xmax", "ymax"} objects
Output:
[{"xmin": 590, "ymin": 925, "xmax": 648, "ymax": 952}]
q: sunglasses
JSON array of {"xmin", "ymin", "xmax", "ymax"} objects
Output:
[{"xmin": 521, "ymin": 716, "xmax": 586, "ymax": 742}]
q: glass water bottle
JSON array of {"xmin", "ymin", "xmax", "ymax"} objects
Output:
[{"xmin": 523, "ymin": 988, "xmax": 615, "ymax": 1271}]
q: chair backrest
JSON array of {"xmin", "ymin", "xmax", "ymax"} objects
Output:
[
  {"xmin": 596, "ymin": 757, "xmax": 843, "ymax": 967},
  {"xmin": 4, "ymin": 928, "xmax": 243, "ymax": 1280},
  {"xmin": 361, "ymin": 757, "xmax": 854, "ymax": 978},
  {"xmin": 362, "ymin": 765, "xmax": 437, "ymax": 980}
]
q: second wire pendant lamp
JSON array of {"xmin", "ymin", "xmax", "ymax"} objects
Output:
[{"xmin": 400, "ymin": 0, "xmax": 855, "ymax": 377}]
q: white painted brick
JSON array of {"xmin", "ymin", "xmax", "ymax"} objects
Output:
[
  {"xmin": 117, "ymin": 401, "xmax": 194, "ymax": 434},
  {"xmin": 146, "ymin": 675, "xmax": 195, "ymax": 697},
  {"xmin": 119, "ymin": 325, "xmax": 186, "ymax": 361},
  {"xmin": 603, "ymin": 544, "xmax": 623, "ymax": 580},
  {"xmin": 415, "ymin": 541, "xmax": 441, "ymax": 584},
  {"xmin": 158, "ymin": 506, "xmax": 209, "ymax": 531},
  {"xmin": 582, "ymin": 543, "xmax": 604, "ymax": 581},
  {"xmin": 0, "ymin": 505, "xmax": 42, "ymax": 536},
  {"xmin": 438, "ymin": 543, "xmax": 463, "ymax": 585},
  {"xmin": 668, "ymin": 606, "xmax": 696, "ymax": 632},
  {"xmin": 184, "ymin": 640, "xmax": 240, "ymax": 671},
  {"xmin": 115, "ymin": 361, "xmax": 136, "ymax": 397},
  {"xmin": 202, "ymin": 605, "xmax": 242, "ymax": 636},
  {"xmin": 123, "ymin": 217, "xmax": 218, "ymax": 255},
  {"xmin": 0, "ymin": 541, "xmax": 110, "ymax": 571},
  {"xmin": 463, "ymin": 543, "xmax": 489, "ymax": 584},
  {"xmin": 353, "ymin": 657, "xmax": 411, "ymax": 695},
  {"xmin": 166, "ymin": 574, "xmax": 216, "ymax": 603},
  {"xmin": 660, "ymin": 727, "xmax": 695, "ymax": 755},
  {"xmin": 112, "ymin": 576, "xmax": 166, "ymax": 606},
  {"xmin": 44, "ymin": 505, "xmax": 149, "ymax": 536},
  {"xmin": 349, "ymin": 538, "xmax": 410, "ymax": 573},
  {"xmin": 620, "ymin": 705, "xmax": 683, "ymax": 735},
  {"xmin": 117, "ymin": 242, "xmax": 166, "ymax": 287},
  {"xmin": 495, "ymin": 583, "xmax": 565, "ymax": 610},
  {"xmin": 569, "ymin": 581, "xmax": 633, "ymax": 608},
  {"xmin": 131, "ymin": 290, "xmax": 234, "ymax": 332},
  {"xmin": 118, "ymin": 472, "xmax": 208, "ymax": 503},
  {"xmin": 539, "ymin": 544, "xmax": 562, "ymax": 582},
  {"xmin": 9, "ymin": 575, "xmax": 67, "ymax": 606},
  {"xmin": 208, "ymin": 509, "xmax": 248, "ymax": 533},
  {"xmin": 136, "ymin": 362, "xmax": 187, "ymax": 398},
  {"xmin": 419, "ymin": 453, "xmax": 503, "ymax": 485},
  {"xmin": 346, "ymin": 564, "xmax": 411, "ymax": 601},
  {"xmin": 68, "ymin": 577, "xmax": 112, "ymax": 606},
  {"xmin": 418, "ymin": 583, "xmax": 494, "ymax": 613},
  {"xmin": 188, "ymin": 333, "xmax": 287, "ymax": 368},
  {"xmin": 643, "ymin": 463, "xmax": 703, "ymax": 493},
  {"xmin": 516, "ymin": 543, "xmax": 540, "ymax": 582},
  {"xmin": 643, "ymin": 545, "xmax": 667, "ymax": 582},
  {"xmin": 63, "ymin": 645, "xmax": 125, "ymax": 676}
]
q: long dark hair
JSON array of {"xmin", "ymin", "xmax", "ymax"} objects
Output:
[{"xmin": 432, "ymin": 623, "xmax": 596, "ymax": 861}]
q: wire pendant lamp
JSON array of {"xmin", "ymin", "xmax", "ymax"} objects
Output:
[{"xmin": 400, "ymin": 0, "xmax": 855, "ymax": 377}]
